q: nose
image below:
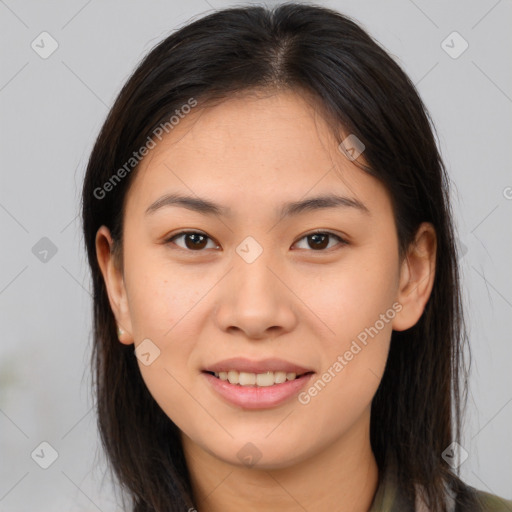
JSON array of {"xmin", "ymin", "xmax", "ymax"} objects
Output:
[{"xmin": 214, "ymin": 246, "xmax": 298, "ymax": 340}]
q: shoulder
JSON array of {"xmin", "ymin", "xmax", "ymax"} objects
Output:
[
  {"xmin": 454, "ymin": 483, "xmax": 512, "ymax": 512},
  {"xmin": 471, "ymin": 488, "xmax": 512, "ymax": 512}
]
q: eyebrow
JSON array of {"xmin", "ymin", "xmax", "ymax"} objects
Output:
[{"xmin": 144, "ymin": 192, "xmax": 370, "ymax": 218}]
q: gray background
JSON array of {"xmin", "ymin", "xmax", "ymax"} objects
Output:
[{"xmin": 1, "ymin": 0, "xmax": 511, "ymax": 510}]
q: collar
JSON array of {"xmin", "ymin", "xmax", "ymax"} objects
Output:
[{"xmin": 368, "ymin": 465, "xmax": 457, "ymax": 512}]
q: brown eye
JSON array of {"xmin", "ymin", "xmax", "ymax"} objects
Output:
[
  {"xmin": 293, "ymin": 231, "xmax": 347, "ymax": 251},
  {"xmin": 166, "ymin": 230, "xmax": 347, "ymax": 253},
  {"xmin": 167, "ymin": 231, "xmax": 218, "ymax": 251}
]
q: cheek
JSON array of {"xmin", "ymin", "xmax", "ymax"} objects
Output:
[
  {"xmin": 125, "ymin": 256, "xmax": 206, "ymax": 340},
  {"xmin": 296, "ymin": 249, "xmax": 399, "ymax": 342},
  {"xmin": 122, "ymin": 258, "xmax": 204, "ymax": 397},
  {"xmin": 297, "ymin": 272, "xmax": 394, "ymax": 435},
  {"xmin": 124, "ymin": 262, "xmax": 205, "ymax": 429},
  {"xmin": 295, "ymin": 248, "xmax": 397, "ymax": 408}
]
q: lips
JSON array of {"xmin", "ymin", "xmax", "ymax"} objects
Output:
[
  {"xmin": 202, "ymin": 357, "xmax": 314, "ymax": 375},
  {"xmin": 202, "ymin": 370, "xmax": 315, "ymax": 409}
]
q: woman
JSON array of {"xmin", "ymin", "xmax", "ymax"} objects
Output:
[{"xmin": 81, "ymin": 4, "xmax": 512, "ymax": 511}]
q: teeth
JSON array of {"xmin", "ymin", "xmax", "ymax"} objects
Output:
[{"xmin": 214, "ymin": 370, "xmax": 300, "ymax": 386}]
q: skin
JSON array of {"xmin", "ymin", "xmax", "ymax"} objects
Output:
[{"xmin": 96, "ymin": 89, "xmax": 436, "ymax": 512}]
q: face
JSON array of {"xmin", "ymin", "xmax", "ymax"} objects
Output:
[{"xmin": 96, "ymin": 89, "xmax": 435, "ymax": 470}]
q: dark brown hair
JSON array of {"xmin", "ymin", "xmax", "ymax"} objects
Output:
[{"xmin": 81, "ymin": 3, "xmax": 476, "ymax": 511}]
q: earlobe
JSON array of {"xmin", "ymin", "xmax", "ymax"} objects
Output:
[
  {"xmin": 116, "ymin": 324, "xmax": 132, "ymax": 344},
  {"xmin": 392, "ymin": 222, "xmax": 437, "ymax": 332},
  {"xmin": 95, "ymin": 226, "xmax": 134, "ymax": 345}
]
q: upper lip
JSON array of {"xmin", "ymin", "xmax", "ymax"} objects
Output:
[{"xmin": 203, "ymin": 357, "xmax": 314, "ymax": 375}]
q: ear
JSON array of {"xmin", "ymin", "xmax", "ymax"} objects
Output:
[
  {"xmin": 95, "ymin": 225, "xmax": 134, "ymax": 345},
  {"xmin": 392, "ymin": 222, "xmax": 437, "ymax": 331}
]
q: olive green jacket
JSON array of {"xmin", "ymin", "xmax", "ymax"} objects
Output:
[{"xmin": 368, "ymin": 466, "xmax": 512, "ymax": 511}]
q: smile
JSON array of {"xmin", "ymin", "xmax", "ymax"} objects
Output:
[
  {"xmin": 202, "ymin": 371, "xmax": 315, "ymax": 409},
  {"xmin": 207, "ymin": 370, "xmax": 311, "ymax": 387}
]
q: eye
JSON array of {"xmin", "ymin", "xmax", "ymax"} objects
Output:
[
  {"xmin": 166, "ymin": 231, "xmax": 219, "ymax": 251},
  {"xmin": 165, "ymin": 230, "xmax": 347, "ymax": 252},
  {"xmin": 293, "ymin": 231, "xmax": 347, "ymax": 251}
]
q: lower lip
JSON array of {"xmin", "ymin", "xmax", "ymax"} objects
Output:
[{"xmin": 202, "ymin": 372, "xmax": 314, "ymax": 410}]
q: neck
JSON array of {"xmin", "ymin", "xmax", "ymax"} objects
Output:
[{"xmin": 182, "ymin": 408, "xmax": 379, "ymax": 512}]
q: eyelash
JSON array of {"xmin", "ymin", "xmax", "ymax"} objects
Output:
[{"xmin": 164, "ymin": 230, "xmax": 348, "ymax": 253}]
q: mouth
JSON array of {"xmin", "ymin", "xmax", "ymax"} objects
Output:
[
  {"xmin": 203, "ymin": 369, "xmax": 314, "ymax": 387},
  {"xmin": 201, "ymin": 357, "xmax": 315, "ymax": 408},
  {"xmin": 202, "ymin": 369, "xmax": 315, "ymax": 409}
]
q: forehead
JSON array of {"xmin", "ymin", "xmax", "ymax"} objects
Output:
[{"xmin": 124, "ymin": 90, "xmax": 390, "ymax": 219}]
